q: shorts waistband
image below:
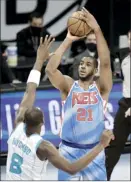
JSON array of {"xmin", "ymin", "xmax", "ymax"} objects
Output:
[{"xmin": 62, "ymin": 140, "xmax": 99, "ymax": 149}]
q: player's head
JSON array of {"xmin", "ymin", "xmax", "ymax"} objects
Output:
[
  {"xmin": 29, "ymin": 12, "xmax": 43, "ymax": 28},
  {"xmin": 78, "ymin": 56, "xmax": 98, "ymax": 81},
  {"xmin": 24, "ymin": 107, "xmax": 44, "ymax": 134},
  {"xmin": 127, "ymin": 29, "xmax": 131, "ymax": 49}
]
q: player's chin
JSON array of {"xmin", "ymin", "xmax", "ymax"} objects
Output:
[{"xmin": 79, "ymin": 75, "xmax": 87, "ymax": 81}]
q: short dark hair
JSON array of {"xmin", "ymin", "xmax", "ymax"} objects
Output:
[
  {"xmin": 24, "ymin": 107, "xmax": 44, "ymax": 127},
  {"xmin": 86, "ymin": 56, "xmax": 98, "ymax": 68},
  {"xmin": 28, "ymin": 12, "xmax": 43, "ymax": 22}
]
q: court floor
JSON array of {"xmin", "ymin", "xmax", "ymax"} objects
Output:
[{"xmin": 1, "ymin": 154, "xmax": 130, "ymax": 181}]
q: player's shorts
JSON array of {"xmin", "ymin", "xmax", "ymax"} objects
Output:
[{"xmin": 58, "ymin": 142, "xmax": 107, "ymax": 181}]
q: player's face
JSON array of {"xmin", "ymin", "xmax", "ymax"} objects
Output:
[{"xmin": 78, "ymin": 57, "xmax": 96, "ymax": 81}]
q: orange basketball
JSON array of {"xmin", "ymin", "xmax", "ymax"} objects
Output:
[{"xmin": 67, "ymin": 11, "xmax": 91, "ymax": 37}]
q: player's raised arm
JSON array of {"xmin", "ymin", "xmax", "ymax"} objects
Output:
[
  {"xmin": 45, "ymin": 31, "xmax": 81, "ymax": 94},
  {"xmin": 37, "ymin": 130, "xmax": 113, "ymax": 174},
  {"xmin": 82, "ymin": 7, "xmax": 112, "ymax": 98},
  {"xmin": 14, "ymin": 36, "xmax": 55, "ymax": 127}
]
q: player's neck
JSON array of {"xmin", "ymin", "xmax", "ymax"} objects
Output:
[
  {"xmin": 26, "ymin": 127, "xmax": 40, "ymax": 136},
  {"xmin": 78, "ymin": 79, "xmax": 94, "ymax": 90}
]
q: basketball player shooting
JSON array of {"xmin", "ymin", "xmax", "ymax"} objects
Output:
[
  {"xmin": 46, "ymin": 7, "xmax": 114, "ymax": 180},
  {"xmin": 6, "ymin": 35, "xmax": 113, "ymax": 180}
]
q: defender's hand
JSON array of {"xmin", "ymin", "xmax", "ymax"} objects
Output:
[
  {"xmin": 81, "ymin": 7, "xmax": 100, "ymax": 32},
  {"xmin": 37, "ymin": 35, "xmax": 55, "ymax": 62},
  {"xmin": 100, "ymin": 130, "xmax": 115, "ymax": 148}
]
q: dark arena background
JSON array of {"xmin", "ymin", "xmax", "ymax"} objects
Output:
[{"xmin": 0, "ymin": 0, "xmax": 130, "ymax": 181}]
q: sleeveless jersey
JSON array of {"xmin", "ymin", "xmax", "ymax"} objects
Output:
[
  {"xmin": 6, "ymin": 123, "xmax": 48, "ymax": 180},
  {"xmin": 60, "ymin": 81, "xmax": 106, "ymax": 145}
]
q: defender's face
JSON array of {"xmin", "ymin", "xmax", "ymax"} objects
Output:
[{"xmin": 78, "ymin": 57, "xmax": 96, "ymax": 79}]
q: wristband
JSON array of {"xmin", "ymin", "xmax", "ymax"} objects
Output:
[{"xmin": 27, "ymin": 70, "xmax": 41, "ymax": 87}]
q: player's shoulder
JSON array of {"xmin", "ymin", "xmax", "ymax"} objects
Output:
[
  {"xmin": 12, "ymin": 122, "xmax": 25, "ymax": 135},
  {"xmin": 38, "ymin": 140, "xmax": 55, "ymax": 153},
  {"xmin": 8, "ymin": 123, "xmax": 25, "ymax": 143},
  {"xmin": 37, "ymin": 140, "xmax": 55, "ymax": 160}
]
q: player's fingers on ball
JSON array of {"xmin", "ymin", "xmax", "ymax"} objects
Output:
[
  {"xmin": 80, "ymin": 16, "xmax": 87, "ymax": 23},
  {"xmin": 81, "ymin": 9, "xmax": 88, "ymax": 18},
  {"xmin": 82, "ymin": 7, "xmax": 89, "ymax": 15},
  {"xmin": 79, "ymin": 11, "xmax": 84, "ymax": 15}
]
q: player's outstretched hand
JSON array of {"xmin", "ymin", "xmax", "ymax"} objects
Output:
[
  {"xmin": 37, "ymin": 35, "xmax": 55, "ymax": 62},
  {"xmin": 100, "ymin": 130, "xmax": 115, "ymax": 148},
  {"xmin": 81, "ymin": 7, "xmax": 100, "ymax": 32}
]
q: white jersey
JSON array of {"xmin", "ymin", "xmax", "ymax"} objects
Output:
[{"xmin": 6, "ymin": 123, "xmax": 48, "ymax": 180}]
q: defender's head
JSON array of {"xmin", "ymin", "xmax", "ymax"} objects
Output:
[
  {"xmin": 24, "ymin": 107, "xmax": 44, "ymax": 134},
  {"xmin": 78, "ymin": 56, "xmax": 98, "ymax": 81}
]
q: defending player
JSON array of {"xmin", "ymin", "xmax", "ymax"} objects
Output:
[
  {"xmin": 6, "ymin": 35, "xmax": 113, "ymax": 180},
  {"xmin": 46, "ymin": 8, "xmax": 114, "ymax": 180}
]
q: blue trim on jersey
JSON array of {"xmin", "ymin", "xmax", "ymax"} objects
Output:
[
  {"xmin": 35, "ymin": 139, "xmax": 43, "ymax": 151},
  {"xmin": 62, "ymin": 140, "xmax": 99, "ymax": 149}
]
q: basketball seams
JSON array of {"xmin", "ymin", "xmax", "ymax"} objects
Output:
[
  {"xmin": 68, "ymin": 11, "xmax": 90, "ymax": 36},
  {"xmin": 74, "ymin": 20, "xmax": 83, "ymax": 36},
  {"xmin": 67, "ymin": 17, "xmax": 81, "ymax": 28}
]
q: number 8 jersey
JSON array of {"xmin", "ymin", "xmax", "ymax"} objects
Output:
[
  {"xmin": 60, "ymin": 81, "xmax": 107, "ymax": 145},
  {"xmin": 6, "ymin": 123, "xmax": 48, "ymax": 180}
]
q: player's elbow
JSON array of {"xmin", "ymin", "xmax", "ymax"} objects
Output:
[{"xmin": 66, "ymin": 166, "xmax": 78, "ymax": 175}]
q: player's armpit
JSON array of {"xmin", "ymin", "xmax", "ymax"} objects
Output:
[{"xmin": 46, "ymin": 68, "xmax": 74, "ymax": 93}]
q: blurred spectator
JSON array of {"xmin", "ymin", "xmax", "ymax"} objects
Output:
[
  {"xmin": 17, "ymin": 12, "xmax": 50, "ymax": 57},
  {"xmin": 70, "ymin": 31, "xmax": 97, "ymax": 58},
  {"xmin": 1, "ymin": 42, "xmax": 7, "ymax": 56},
  {"xmin": 0, "ymin": 52, "xmax": 21, "ymax": 84}
]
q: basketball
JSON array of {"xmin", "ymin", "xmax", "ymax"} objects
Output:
[{"xmin": 67, "ymin": 11, "xmax": 91, "ymax": 37}]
